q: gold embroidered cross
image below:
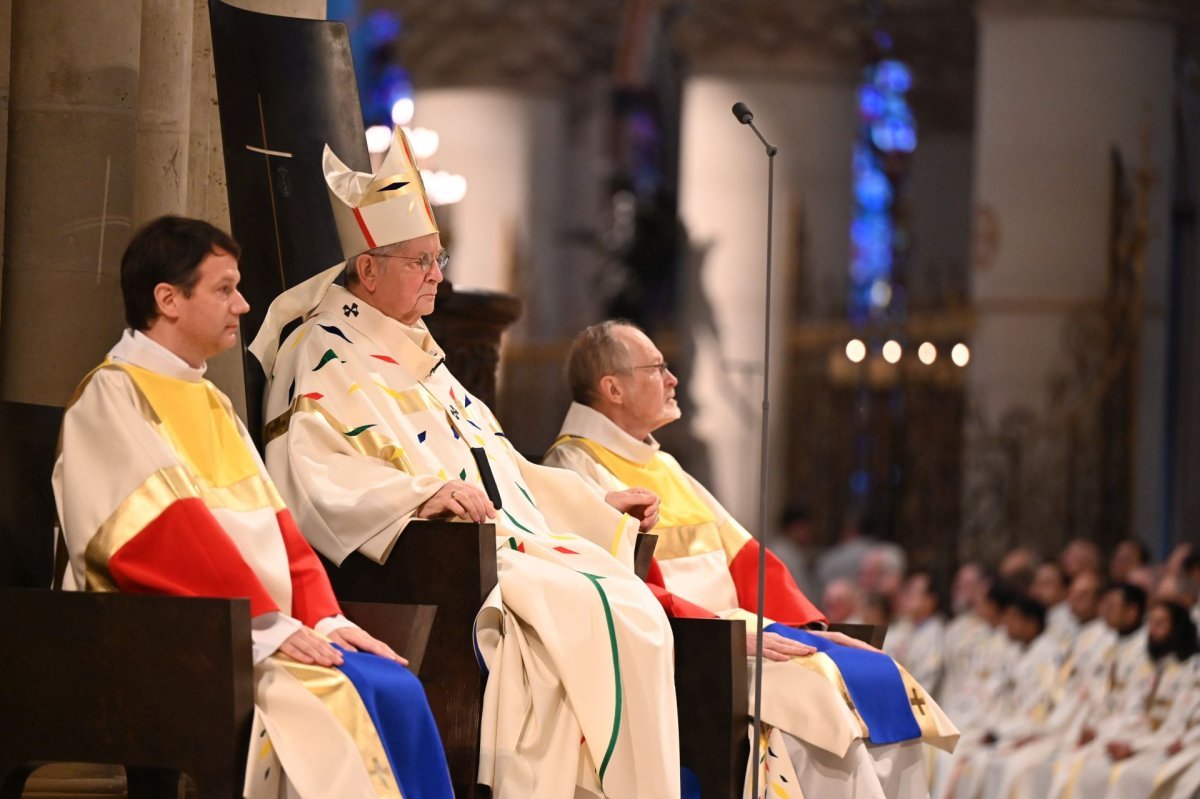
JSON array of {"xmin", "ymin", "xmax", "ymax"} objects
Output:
[{"xmin": 909, "ymin": 687, "xmax": 927, "ymax": 716}]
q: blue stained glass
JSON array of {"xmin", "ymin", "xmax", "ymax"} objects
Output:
[
  {"xmin": 855, "ymin": 169, "xmax": 893, "ymax": 211},
  {"xmin": 858, "ymin": 85, "xmax": 885, "ymax": 121},
  {"xmin": 848, "ymin": 49, "xmax": 916, "ymax": 318},
  {"xmin": 365, "ymin": 9, "xmax": 401, "ymax": 42},
  {"xmin": 874, "ymin": 60, "xmax": 912, "ymax": 94}
]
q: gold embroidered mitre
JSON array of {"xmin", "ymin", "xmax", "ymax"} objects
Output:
[{"xmin": 323, "ymin": 127, "xmax": 439, "ymax": 259}]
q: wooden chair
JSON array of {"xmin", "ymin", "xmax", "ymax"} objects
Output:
[{"xmin": 0, "ymin": 588, "xmax": 433, "ymax": 799}]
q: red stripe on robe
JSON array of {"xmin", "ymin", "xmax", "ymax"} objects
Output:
[
  {"xmin": 276, "ymin": 508, "xmax": 341, "ymax": 626},
  {"xmin": 729, "ymin": 540, "xmax": 826, "ymax": 626},
  {"xmin": 107, "ymin": 497, "xmax": 281, "ymax": 617}
]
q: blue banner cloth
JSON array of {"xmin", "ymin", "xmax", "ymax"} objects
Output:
[
  {"xmin": 763, "ymin": 623, "xmax": 922, "ymax": 744},
  {"xmin": 335, "ymin": 645, "xmax": 455, "ymax": 798}
]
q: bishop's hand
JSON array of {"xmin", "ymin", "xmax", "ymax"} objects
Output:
[
  {"xmin": 605, "ymin": 487, "xmax": 661, "ymax": 532},
  {"xmin": 417, "ymin": 480, "xmax": 496, "ymax": 524}
]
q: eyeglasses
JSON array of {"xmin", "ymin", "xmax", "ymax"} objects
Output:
[
  {"xmin": 624, "ymin": 362, "xmax": 670, "ymax": 377},
  {"xmin": 371, "ymin": 249, "xmax": 450, "ymax": 274}
]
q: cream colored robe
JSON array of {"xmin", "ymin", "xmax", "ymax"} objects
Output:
[
  {"xmin": 261, "ymin": 286, "xmax": 680, "ymax": 799},
  {"xmin": 53, "ymin": 330, "xmax": 419, "ymax": 799},
  {"xmin": 547, "ymin": 402, "xmax": 960, "ymax": 799}
]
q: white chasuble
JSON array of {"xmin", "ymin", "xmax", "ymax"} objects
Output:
[
  {"xmin": 261, "ymin": 286, "xmax": 680, "ymax": 799},
  {"xmin": 54, "ymin": 330, "xmax": 447, "ymax": 799},
  {"xmin": 547, "ymin": 402, "xmax": 959, "ymax": 799}
]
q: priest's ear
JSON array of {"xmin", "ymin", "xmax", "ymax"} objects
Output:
[
  {"xmin": 596, "ymin": 373, "xmax": 626, "ymax": 406},
  {"xmin": 350, "ymin": 253, "xmax": 378, "ymax": 293},
  {"xmin": 152, "ymin": 282, "xmax": 185, "ymax": 321}
]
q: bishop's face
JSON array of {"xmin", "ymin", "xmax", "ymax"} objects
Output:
[
  {"xmin": 612, "ymin": 325, "xmax": 680, "ymax": 435},
  {"xmin": 361, "ymin": 232, "xmax": 445, "ymax": 326},
  {"xmin": 166, "ymin": 248, "xmax": 249, "ymax": 365}
]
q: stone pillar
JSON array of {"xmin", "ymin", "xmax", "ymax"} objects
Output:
[
  {"xmin": 134, "ymin": 0, "xmax": 193, "ymax": 225},
  {"xmin": 965, "ymin": 0, "xmax": 1177, "ymax": 552},
  {"xmin": 413, "ymin": 88, "xmax": 565, "ymax": 297},
  {"xmin": 675, "ymin": 1, "xmax": 863, "ymax": 522},
  {"xmin": 0, "ymin": 0, "xmax": 143, "ymax": 407}
]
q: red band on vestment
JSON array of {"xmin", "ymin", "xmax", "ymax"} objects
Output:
[{"xmin": 729, "ymin": 540, "xmax": 826, "ymax": 626}]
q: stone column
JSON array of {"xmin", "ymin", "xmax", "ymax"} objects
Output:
[
  {"xmin": 134, "ymin": 0, "xmax": 193, "ymax": 226},
  {"xmin": 965, "ymin": 0, "xmax": 1177, "ymax": 552},
  {"xmin": 0, "ymin": 0, "xmax": 143, "ymax": 407},
  {"xmin": 674, "ymin": 1, "xmax": 864, "ymax": 522}
]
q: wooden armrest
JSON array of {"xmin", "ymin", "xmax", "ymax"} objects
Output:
[
  {"xmin": 827, "ymin": 622, "xmax": 888, "ymax": 650},
  {"xmin": 340, "ymin": 601, "xmax": 437, "ymax": 676},
  {"xmin": 670, "ymin": 617, "xmax": 749, "ymax": 798},
  {"xmin": 0, "ymin": 589, "xmax": 253, "ymax": 797}
]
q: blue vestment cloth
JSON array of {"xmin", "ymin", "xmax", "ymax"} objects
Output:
[
  {"xmin": 335, "ymin": 646, "xmax": 455, "ymax": 798},
  {"xmin": 764, "ymin": 623, "xmax": 922, "ymax": 744}
]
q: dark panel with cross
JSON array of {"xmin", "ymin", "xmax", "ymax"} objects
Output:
[{"xmin": 208, "ymin": 0, "xmax": 370, "ymax": 441}]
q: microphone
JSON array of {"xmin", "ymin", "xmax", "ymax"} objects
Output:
[{"xmin": 731, "ymin": 93, "xmax": 778, "ymax": 799}]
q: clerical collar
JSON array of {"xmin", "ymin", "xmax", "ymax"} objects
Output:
[
  {"xmin": 317, "ymin": 284, "xmax": 445, "ymax": 378},
  {"xmin": 559, "ymin": 402, "xmax": 660, "ymax": 465},
  {"xmin": 109, "ymin": 329, "xmax": 207, "ymax": 383}
]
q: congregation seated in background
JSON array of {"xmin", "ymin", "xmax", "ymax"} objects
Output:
[
  {"xmin": 902, "ymin": 536, "xmax": 1200, "ymax": 799},
  {"xmin": 544, "ymin": 319, "xmax": 959, "ymax": 799}
]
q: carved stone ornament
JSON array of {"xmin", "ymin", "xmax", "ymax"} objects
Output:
[
  {"xmin": 389, "ymin": 0, "xmax": 622, "ymax": 90},
  {"xmin": 671, "ymin": 0, "xmax": 867, "ymax": 77}
]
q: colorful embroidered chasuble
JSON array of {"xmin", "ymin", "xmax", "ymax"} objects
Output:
[
  {"xmin": 546, "ymin": 402, "xmax": 960, "ymax": 764},
  {"xmin": 54, "ymin": 330, "xmax": 451, "ymax": 799},
  {"xmin": 260, "ymin": 286, "xmax": 681, "ymax": 799}
]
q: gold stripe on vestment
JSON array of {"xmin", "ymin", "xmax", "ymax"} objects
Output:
[
  {"xmin": 652, "ymin": 519, "xmax": 750, "ymax": 564},
  {"xmin": 274, "ymin": 655, "xmax": 404, "ymax": 799},
  {"xmin": 84, "ymin": 466, "xmax": 286, "ymax": 591},
  {"xmin": 893, "ymin": 663, "xmax": 939, "ymax": 741}
]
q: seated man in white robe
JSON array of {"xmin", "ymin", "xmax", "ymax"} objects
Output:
[
  {"xmin": 973, "ymin": 569, "xmax": 1112, "ymax": 799},
  {"xmin": 1050, "ymin": 599, "xmax": 1199, "ymax": 799},
  {"xmin": 1030, "ymin": 561, "xmax": 1076, "ymax": 638},
  {"xmin": 886, "ymin": 571, "xmax": 947, "ymax": 697},
  {"xmin": 940, "ymin": 563, "xmax": 991, "ymax": 712},
  {"xmin": 54, "ymin": 215, "xmax": 453, "ymax": 799},
  {"xmin": 941, "ymin": 597, "xmax": 1065, "ymax": 799},
  {"xmin": 544, "ymin": 320, "xmax": 959, "ymax": 799},
  {"xmin": 252, "ymin": 131, "xmax": 681, "ymax": 799},
  {"xmin": 1012, "ymin": 581, "xmax": 1148, "ymax": 799}
]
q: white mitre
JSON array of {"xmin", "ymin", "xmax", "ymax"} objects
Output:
[{"xmin": 249, "ymin": 128, "xmax": 438, "ymax": 376}]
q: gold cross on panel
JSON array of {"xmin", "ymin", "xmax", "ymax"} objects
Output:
[{"xmin": 909, "ymin": 687, "xmax": 927, "ymax": 717}]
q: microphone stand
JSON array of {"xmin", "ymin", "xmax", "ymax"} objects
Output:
[{"xmin": 733, "ymin": 102, "xmax": 777, "ymax": 799}]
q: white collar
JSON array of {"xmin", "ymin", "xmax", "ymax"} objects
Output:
[
  {"xmin": 557, "ymin": 402, "xmax": 660, "ymax": 465},
  {"xmin": 108, "ymin": 329, "xmax": 207, "ymax": 383}
]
